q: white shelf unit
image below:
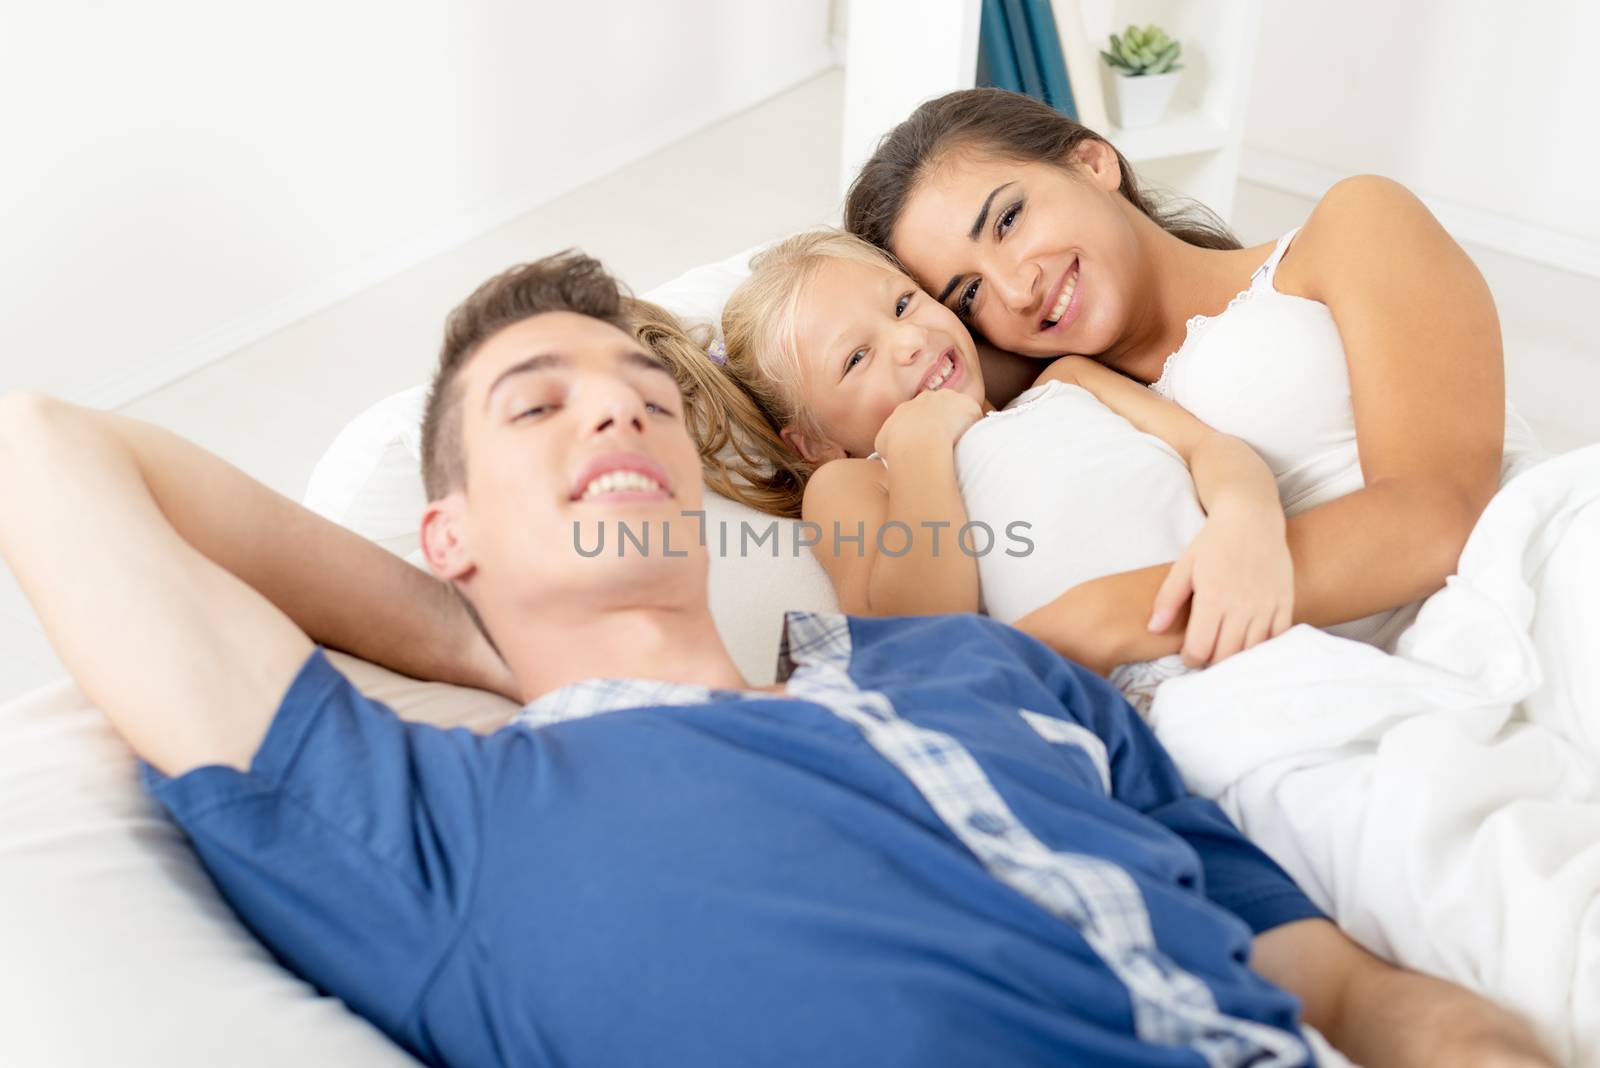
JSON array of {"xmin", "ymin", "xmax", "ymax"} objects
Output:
[
  {"xmin": 839, "ymin": 0, "xmax": 1263, "ymax": 223},
  {"xmin": 838, "ymin": 0, "xmax": 984, "ymax": 198},
  {"xmin": 1104, "ymin": 107, "xmax": 1230, "ymax": 162},
  {"xmin": 1077, "ymin": 0, "xmax": 1264, "ymax": 221}
]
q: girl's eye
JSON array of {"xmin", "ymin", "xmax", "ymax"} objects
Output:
[
  {"xmin": 514, "ymin": 404, "xmax": 556, "ymax": 421},
  {"xmin": 996, "ymin": 200, "xmax": 1021, "ymax": 238},
  {"xmin": 956, "ymin": 278, "xmax": 981, "ymax": 319},
  {"xmin": 894, "ymin": 292, "xmax": 913, "ymax": 317},
  {"xmin": 845, "ymin": 348, "xmax": 866, "ymax": 373},
  {"xmin": 644, "ymin": 401, "xmax": 675, "ymax": 416}
]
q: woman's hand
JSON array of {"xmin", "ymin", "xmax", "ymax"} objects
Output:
[
  {"xmin": 873, "ymin": 389, "xmax": 983, "ymax": 462},
  {"xmin": 1148, "ymin": 501, "xmax": 1293, "ymax": 667}
]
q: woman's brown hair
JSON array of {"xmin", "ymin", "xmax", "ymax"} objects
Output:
[{"xmin": 844, "ymin": 87, "xmax": 1239, "ymax": 259}]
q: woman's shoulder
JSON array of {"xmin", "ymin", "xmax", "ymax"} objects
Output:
[
  {"xmin": 1303, "ymin": 174, "xmax": 1426, "ymax": 235},
  {"xmin": 1277, "ymin": 175, "xmax": 1433, "ymax": 300}
]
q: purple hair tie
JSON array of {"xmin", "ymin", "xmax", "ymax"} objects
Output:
[{"xmin": 707, "ymin": 339, "xmax": 728, "ymax": 365}]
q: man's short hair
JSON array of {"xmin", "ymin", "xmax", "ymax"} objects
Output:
[{"xmin": 420, "ymin": 250, "xmax": 632, "ymax": 500}]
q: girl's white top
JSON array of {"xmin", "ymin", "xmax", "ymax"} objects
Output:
[{"xmin": 955, "ymin": 378, "xmax": 1205, "ymax": 626}]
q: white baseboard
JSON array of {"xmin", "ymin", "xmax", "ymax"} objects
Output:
[
  {"xmin": 1240, "ymin": 149, "xmax": 1600, "ymax": 281},
  {"xmin": 77, "ymin": 49, "xmax": 837, "ymax": 411}
]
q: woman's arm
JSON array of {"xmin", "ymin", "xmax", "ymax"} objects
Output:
[
  {"xmin": 1038, "ymin": 357, "xmax": 1293, "ymax": 664},
  {"xmin": 1015, "ymin": 564, "xmax": 1181, "ymax": 675},
  {"xmin": 1272, "ymin": 175, "xmax": 1504, "ymax": 623},
  {"xmin": 1038, "ymin": 356, "xmax": 1282, "ymax": 518},
  {"xmin": 803, "ymin": 392, "xmax": 982, "ymax": 616}
]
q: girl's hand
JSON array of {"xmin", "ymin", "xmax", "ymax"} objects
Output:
[
  {"xmin": 873, "ymin": 389, "xmax": 983, "ymax": 462},
  {"xmin": 1148, "ymin": 502, "xmax": 1294, "ymax": 667}
]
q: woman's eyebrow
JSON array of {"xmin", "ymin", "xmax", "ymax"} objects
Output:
[
  {"xmin": 969, "ymin": 181, "xmax": 1016, "ymax": 240},
  {"xmin": 934, "ymin": 181, "xmax": 1017, "ymax": 304}
]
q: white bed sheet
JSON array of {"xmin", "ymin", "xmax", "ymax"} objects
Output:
[{"xmin": 1149, "ymin": 444, "xmax": 1600, "ymax": 1066}]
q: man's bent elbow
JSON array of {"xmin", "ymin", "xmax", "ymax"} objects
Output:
[
  {"xmin": 0, "ymin": 392, "xmax": 66, "ymax": 466},
  {"xmin": 0, "ymin": 394, "xmax": 105, "ymax": 495},
  {"xmin": 0, "ymin": 390, "xmax": 61, "ymax": 431}
]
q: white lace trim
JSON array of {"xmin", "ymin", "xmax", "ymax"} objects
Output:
[
  {"xmin": 1150, "ymin": 285, "xmax": 1257, "ymax": 399},
  {"xmin": 1149, "ymin": 229, "xmax": 1300, "ymax": 400}
]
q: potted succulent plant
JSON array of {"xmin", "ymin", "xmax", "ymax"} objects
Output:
[{"xmin": 1100, "ymin": 24, "xmax": 1183, "ymax": 129}]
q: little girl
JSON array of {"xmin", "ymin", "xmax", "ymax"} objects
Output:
[{"xmin": 648, "ymin": 230, "xmax": 1295, "ymax": 682}]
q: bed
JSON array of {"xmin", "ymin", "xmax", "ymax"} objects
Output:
[{"xmin": 3, "ymin": 244, "xmax": 1593, "ymax": 1066}]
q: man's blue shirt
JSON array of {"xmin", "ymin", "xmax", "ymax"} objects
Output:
[{"xmin": 144, "ymin": 612, "xmax": 1323, "ymax": 1067}]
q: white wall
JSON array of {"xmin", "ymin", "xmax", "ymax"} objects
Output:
[
  {"xmin": 1241, "ymin": 1, "xmax": 1600, "ymax": 276},
  {"xmin": 0, "ymin": 1, "xmax": 833, "ymax": 405},
  {"xmin": 838, "ymin": 0, "xmax": 981, "ymax": 196}
]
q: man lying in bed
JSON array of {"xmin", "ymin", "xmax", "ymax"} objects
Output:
[{"xmin": 0, "ymin": 252, "xmax": 1551, "ymax": 1068}]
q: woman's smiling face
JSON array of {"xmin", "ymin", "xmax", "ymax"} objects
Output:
[{"xmin": 888, "ymin": 141, "xmax": 1142, "ymax": 359}]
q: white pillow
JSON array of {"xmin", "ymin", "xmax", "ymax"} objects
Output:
[
  {"xmin": 303, "ymin": 245, "xmax": 840, "ymax": 683},
  {"xmin": 633, "ymin": 242, "xmax": 761, "ymax": 335}
]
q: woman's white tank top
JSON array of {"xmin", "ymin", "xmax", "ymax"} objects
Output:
[
  {"xmin": 1149, "ymin": 228, "xmax": 1545, "ymax": 648},
  {"xmin": 953, "ymin": 379, "xmax": 1205, "ymax": 624},
  {"xmin": 883, "ymin": 228, "xmax": 1542, "ymax": 652}
]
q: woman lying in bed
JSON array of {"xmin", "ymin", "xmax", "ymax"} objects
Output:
[{"xmin": 840, "ymin": 88, "xmax": 1543, "ymax": 663}]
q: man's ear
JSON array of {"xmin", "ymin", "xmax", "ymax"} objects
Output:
[
  {"xmin": 420, "ymin": 492, "xmax": 476, "ymax": 581},
  {"xmin": 779, "ymin": 424, "xmax": 848, "ymax": 465},
  {"xmin": 1072, "ymin": 138, "xmax": 1124, "ymax": 192}
]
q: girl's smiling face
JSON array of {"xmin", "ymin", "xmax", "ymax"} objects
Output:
[
  {"xmin": 888, "ymin": 140, "xmax": 1144, "ymax": 359},
  {"xmin": 783, "ymin": 258, "xmax": 985, "ymax": 462}
]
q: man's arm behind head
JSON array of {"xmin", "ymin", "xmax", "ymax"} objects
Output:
[
  {"xmin": 0, "ymin": 392, "xmax": 315, "ymax": 773},
  {"xmin": 0, "ymin": 392, "xmax": 507, "ymax": 774}
]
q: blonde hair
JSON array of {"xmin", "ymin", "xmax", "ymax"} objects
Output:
[
  {"xmin": 624, "ymin": 229, "xmax": 908, "ymax": 519},
  {"xmin": 623, "ymin": 295, "xmax": 812, "ymax": 518}
]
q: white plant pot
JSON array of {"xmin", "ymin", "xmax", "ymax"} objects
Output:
[{"xmin": 1107, "ymin": 69, "xmax": 1182, "ymax": 129}]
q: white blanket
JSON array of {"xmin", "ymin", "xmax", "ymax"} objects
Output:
[{"xmin": 1147, "ymin": 444, "xmax": 1600, "ymax": 1066}]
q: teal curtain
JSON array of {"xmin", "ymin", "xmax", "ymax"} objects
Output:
[{"xmin": 976, "ymin": 0, "xmax": 1076, "ymax": 119}]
